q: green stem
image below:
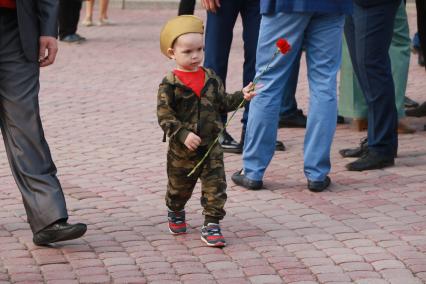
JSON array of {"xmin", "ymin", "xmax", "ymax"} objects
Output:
[
  {"xmin": 187, "ymin": 48, "xmax": 281, "ymax": 177},
  {"xmin": 187, "ymin": 98, "xmax": 246, "ymax": 177}
]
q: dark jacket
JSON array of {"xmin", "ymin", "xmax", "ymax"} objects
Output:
[
  {"xmin": 354, "ymin": 0, "xmax": 400, "ymax": 7},
  {"xmin": 16, "ymin": 0, "xmax": 59, "ymax": 62},
  {"xmin": 157, "ymin": 67, "xmax": 244, "ymax": 149},
  {"xmin": 260, "ymin": 0, "xmax": 353, "ymax": 15}
]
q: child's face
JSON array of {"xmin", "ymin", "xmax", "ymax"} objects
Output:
[{"xmin": 168, "ymin": 33, "xmax": 204, "ymax": 71}]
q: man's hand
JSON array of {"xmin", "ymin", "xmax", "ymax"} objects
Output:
[
  {"xmin": 39, "ymin": 36, "xmax": 58, "ymax": 67},
  {"xmin": 184, "ymin": 132, "xmax": 202, "ymax": 151},
  {"xmin": 201, "ymin": 0, "xmax": 221, "ymax": 12}
]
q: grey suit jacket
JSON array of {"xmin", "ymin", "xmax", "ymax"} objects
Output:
[{"xmin": 16, "ymin": 0, "xmax": 59, "ymax": 62}]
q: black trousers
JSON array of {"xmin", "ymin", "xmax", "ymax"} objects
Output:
[
  {"xmin": 0, "ymin": 9, "xmax": 68, "ymax": 233},
  {"xmin": 178, "ymin": 0, "xmax": 195, "ymax": 15},
  {"xmin": 58, "ymin": 0, "xmax": 82, "ymax": 39},
  {"xmin": 416, "ymin": 0, "xmax": 426, "ymax": 70},
  {"xmin": 345, "ymin": 1, "xmax": 400, "ymax": 156}
]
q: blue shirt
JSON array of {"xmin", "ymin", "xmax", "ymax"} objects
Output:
[{"xmin": 260, "ymin": 0, "xmax": 353, "ymax": 15}]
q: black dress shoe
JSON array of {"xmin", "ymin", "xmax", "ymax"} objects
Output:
[
  {"xmin": 275, "ymin": 140, "xmax": 286, "ymax": 151},
  {"xmin": 406, "ymin": 102, "xmax": 426, "ymax": 117},
  {"xmin": 219, "ymin": 130, "xmax": 242, "ymax": 154},
  {"xmin": 339, "ymin": 137, "xmax": 368, "ymax": 158},
  {"xmin": 231, "ymin": 169, "xmax": 263, "ymax": 190},
  {"xmin": 33, "ymin": 221, "xmax": 87, "ymax": 246},
  {"xmin": 60, "ymin": 34, "xmax": 86, "ymax": 43},
  {"xmin": 404, "ymin": 96, "xmax": 419, "ymax": 109},
  {"xmin": 345, "ymin": 151, "xmax": 394, "ymax": 171},
  {"xmin": 307, "ymin": 176, "xmax": 330, "ymax": 192},
  {"xmin": 279, "ymin": 109, "xmax": 307, "ymax": 128}
]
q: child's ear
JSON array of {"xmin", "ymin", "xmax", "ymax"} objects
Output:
[{"xmin": 167, "ymin": 48, "xmax": 175, "ymax": 59}]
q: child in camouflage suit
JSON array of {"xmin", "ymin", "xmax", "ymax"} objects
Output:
[{"xmin": 158, "ymin": 15, "xmax": 256, "ymax": 247}]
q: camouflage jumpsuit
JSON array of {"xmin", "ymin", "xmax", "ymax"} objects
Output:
[{"xmin": 157, "ymin": 67, "xmax": 243, "ymax": 221}]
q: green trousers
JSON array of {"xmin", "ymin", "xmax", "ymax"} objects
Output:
[{"xmin": 339, "ymin": 0, "xmax": 410, "ymax": 119}]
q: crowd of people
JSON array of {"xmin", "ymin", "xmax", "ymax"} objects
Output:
[
  {"xmin": 0, "ymin": 0, "xmax": 425, "ymax": 249},
  {"xmin": 156, "ymin": 0, "xmax": 426, "ymax": 246}
]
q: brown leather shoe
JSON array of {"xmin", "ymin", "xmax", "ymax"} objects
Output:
[
  {"xmin": 398, "ymin": 121, "xmax": 416, "ymax": 134},
  {"xmin": 351, "ymin": 118, "xmax": 368, "ymax": 131}
]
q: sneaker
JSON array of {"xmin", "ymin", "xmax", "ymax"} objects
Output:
[
  {"xmin": 201, "ymin": 223, "xmax": 226, "ymax": 247},
  {"xmin": 168, "ymin": 210, "xmax": 187, "ymax": 235}
]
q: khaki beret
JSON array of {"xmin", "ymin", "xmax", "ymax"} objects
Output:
[{"xmin": 160, "ymin": 15, "xmax": 204, "ymax": 58}]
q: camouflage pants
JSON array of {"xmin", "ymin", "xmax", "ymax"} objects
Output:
[{"xmin": 166, "ymin": 143, "xmax": 227, "ymax": 220}]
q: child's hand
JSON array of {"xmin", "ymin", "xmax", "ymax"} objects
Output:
[
  {"xmin": 184, "ymin": 132, "xmax": 201, "ymax": 151},
  {"xmin": 242, "ymin": 82, "xmax": 257, "ymax": 101}
]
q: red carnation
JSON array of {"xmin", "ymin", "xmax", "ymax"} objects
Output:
[{"xmin": 276, "ymin": 38, "xmax": 291, "ymax": 54}]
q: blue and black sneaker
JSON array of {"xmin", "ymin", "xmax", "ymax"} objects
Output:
[{"xmin": 201, "ymin": 223, "xmax": 226, "ymax": 247}]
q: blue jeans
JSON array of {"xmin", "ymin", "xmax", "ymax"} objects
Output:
[
  {"xmin": 204, "ymin": 0, "xmax": 260, "ymax": 128},
  {"xmin": 242, "ymin": 12, "xmax": 345, "ymax": 182},
  {"xmin": 345, "ymin": 1, "xmax": 399, "ymax": 156},
  {"xmin": 280, "ymin": 50, "xmax": 301, "ymax": 117}
]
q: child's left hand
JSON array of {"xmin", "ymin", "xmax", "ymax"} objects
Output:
[{"xmin": 242, "ymin": 82, "xmax": 257, "ymax": 101}]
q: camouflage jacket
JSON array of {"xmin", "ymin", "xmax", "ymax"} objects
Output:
[{"xmin": 157, "ymin": 67, "xmax": 244, "ymax": 148}]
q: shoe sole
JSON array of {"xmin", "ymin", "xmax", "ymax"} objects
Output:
[
  {"xmin": 33, "ymin": 227, "xmax": 87, "ymax": 246},
  {"xmin": 231, "ymin": 177, "xmax": 263, "ymax": 190},
  {"xmin": 200, "ymin": 236, "xmax": 226, "ymax": 248},
  {"xmin": 308, "ymin": 177, "xmax": 331, "ymax": 192},
  {"xmin": 169, "ymin": 228, "xmax": 187, "ymax": 235},
  {"xmin": 346, "ymin": 161, "xmax": 395, "ymax": 171}
]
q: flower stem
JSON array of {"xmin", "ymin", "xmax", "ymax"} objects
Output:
[
  {"xmin": 187, "ymin": 48, "xmax": 281, "ymax": 177},
  {"xmin": 187, "ymin": 98, "xmax": 246, "ymax": 177}
]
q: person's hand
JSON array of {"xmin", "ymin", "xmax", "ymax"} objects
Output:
[
  {"xmin": 201, "ymin": 0, "xmax": 221, "ymax": 12},
  {"xmin": 39, "ymin": 36, "xmax": 58, "ymax": 67},
  {"xmin": 184, "ymin": 132, "xmax": 202, "ymax": 151},
  {"xmin": 242, "ymin": 82, "xmax": 257, "ymax": 101}
]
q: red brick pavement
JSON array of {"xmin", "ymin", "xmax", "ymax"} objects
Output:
[{"xmin": 0, "ymin": 5, "xmax": 425, "ymax": 284}]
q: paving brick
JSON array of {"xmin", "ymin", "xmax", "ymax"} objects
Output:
[
  {"xmin": 372, "ymin": 260, "xmax": 406, "ymax": 271},
  {"xmin": 249, "ymin": 275, "xmax": 283, "ymax": 284},
  {"xmin": 0, "ymin": 6, "xmax": 424, "ymax": 284}
]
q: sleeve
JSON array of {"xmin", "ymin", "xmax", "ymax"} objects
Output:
[
  {"xmin": 37, "ymin": 0, "xmax": 59, "ymax": 37},
  {"xmin": 216, "ymin": 76, "xmax": 245, "ymax": 113},
  {"xmin": 157, "ymin": 82, "xmax": 191, "ymax": 144}
]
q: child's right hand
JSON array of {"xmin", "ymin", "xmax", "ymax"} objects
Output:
[{"xmin": 184, "ymin": 132, "xmax": 201, "ymax": 151}]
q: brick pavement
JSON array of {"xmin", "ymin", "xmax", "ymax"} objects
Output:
[{"xmin": 0, "ymin": 5, "xmax": 426, "ymax": 284}]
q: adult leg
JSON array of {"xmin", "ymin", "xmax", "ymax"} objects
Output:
[
  {"xmin": 84, "ymin": 0, "xmax": 95, "ymax": 22},
  {"xmin": 303, "ymin": 13, "xmax": 345, "ymax": 182},
  {"xmin": 338, "ymin": 36, "xmax": 368, "ymax": 122},
  {"xmin": 239, "ymin": 0, "xmax": 260, "ymax": 142},
  {"xmin": 278, "ymin": 50, "xmax": 306, "ymax": 128},
  {"xmin": 178, "ymin": 0, "xmax": 196, "ymax": 15},
  {"xmin": 345, "ymin": 2, "xmax": 399, "ymax": 171},
  {"xmin": 340, "ymin": 1, "xmax": 410, "ymax": 124},
  {"xmin": 242, "ymin": 13, "xmax": 309, "ymax": 182},
  {"xmin": 390, "ymin": 0, "xmax": 411, "ymax": 119},
  {"xmin": 100, "ymin": 0, "xmax": 109, "ymax": 20},
  {"xmin": 58, "ymin": 0, "xmax": 82, "ymax": 39},
  {"xmin": 279, "ymin": 53, "xmax": 300, "ymax": 118},
  {"xmin": 204, "ymin": 0, "xmax": 241, "ymax": 149},
  {"xmin": 0, "ymin": 17, "xmax": 68, "ymax": 234},
  {"xmin": 416, "ymin": 0, "xmax": 426, "ymax": 70}
]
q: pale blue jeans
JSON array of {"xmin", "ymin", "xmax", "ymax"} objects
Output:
[{"xmin": 242, "ymin": 12, "xmax": 345, "ymax": 182}]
